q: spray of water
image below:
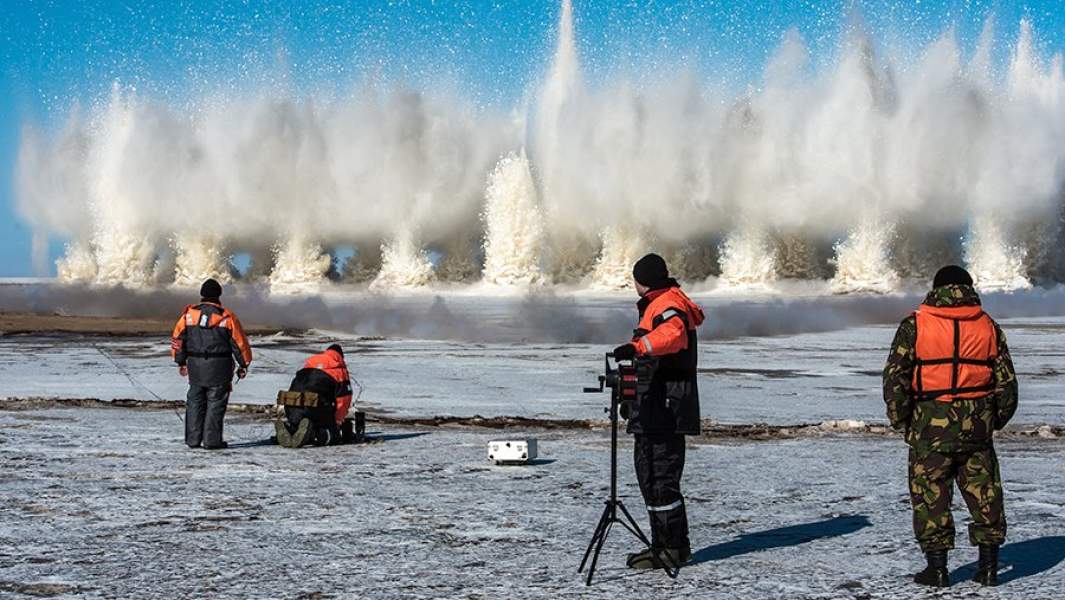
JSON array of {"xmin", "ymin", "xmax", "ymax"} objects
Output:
[
  {"xmin": 965, "ymin": 214, "xmax": 1032, "ymax": 292},
  {"xmin": 174, "ymin": 238, "xmax": 234, "ymax": 286},
  {"xmin": 718, "ymin": 223, "xmax": 778, "ymax": 289},
  {"xmin": 55, "ymin": 241, "xmax": 98, "ymax": 282},
  {"xmin": 590, "ymin": 226, "xmax": 651, "ymax": 290},
  {"xmin": 831, "ymin": 219, "xmax": 900, "ymax": 294},
  {"xmin": 268, "ymin": 236, "xmax": 332, "ymax": 292},
  {"xmin": 371, "ymin": 228, "xmax": 435, "ymax": 290},
  {"xmin": 14, "ymin": 3, "xmax": 1065, "ymax": 294},
  {"xmin": 482, "ymin": 151, "xmax": 545, "ymax": 287}
]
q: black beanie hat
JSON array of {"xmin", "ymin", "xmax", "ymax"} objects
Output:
[
  {"xmin": 633, "ymin": 253, "xmax": 670, "ymax": 288},
  {"xmin": 327, "ymin": 343, "xmax": 344, "ymax": 357},
  {"xmin": 200, "ymin": 278, "xmax": 223, "ymax": 300},
  {"xmin": 932, "ymin": 265, "xmax": 973, "ymax": 289}
]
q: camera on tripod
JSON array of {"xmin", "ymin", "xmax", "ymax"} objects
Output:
[
  {"xmin": 584, "ymin": 352, "xmax": 638, "ymax": 417},
  {"xmin": 577, "ymin": 352, "xmax": 677, "ymax": 585}
]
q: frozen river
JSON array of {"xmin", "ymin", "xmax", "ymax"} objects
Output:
[
  {"xmin": 2, "ymin": 315, "xmax": 1064, "ymax": 426},
  {"xmin": 2, "ymin": 285, "xmax": 1064, "ymax": 597},
  {"xmin": 1, "ymin": 407, "xmax": 1063, "ymax": 598}
]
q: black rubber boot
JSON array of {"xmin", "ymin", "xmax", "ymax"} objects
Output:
[
  {"xmin": 913, "ymin": 550, "xmax": 950, "ymax": 587},
  {"xmin": 626, "ymin": 546, "xmax": 655, "ymax": 569},
  {"xmin": 626, "ymin": 547, "xmax": 692, "ymax": 570},
  {"xmin": 341, "ymin": 419, "xmax": 355, "ymax": 443},
  {"xmin": 660, "ymin": 547, "xmax": 692, "ymax": 568},
  {"xmin": 973, "ymin": 545, "xmax": 999, "ymax": 586}
]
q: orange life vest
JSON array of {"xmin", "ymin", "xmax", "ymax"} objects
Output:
[{"xmin": 912, "ymin": 304, "xmax": 998, "ymax": 402}]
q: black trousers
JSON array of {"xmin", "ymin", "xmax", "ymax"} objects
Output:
[
  {"xmin": 634, "ymin": 433, "xmax": 690, "ymax": 551},
  {"xmin": 186, "ymin": 385, "xmax": 230, "ymax": 449}
]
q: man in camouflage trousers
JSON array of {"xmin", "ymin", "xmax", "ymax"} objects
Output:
[{"xmin": 883, "ymin": 265, "xmax": 1018, "ymax": 587}]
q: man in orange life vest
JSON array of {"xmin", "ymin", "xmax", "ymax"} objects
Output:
[
  {"xmin": 883, "ymin": 265, "xmax": 1018, "ymax": 588},
  {"xmin": 170, "ymin": 279, "xmax": 253, "ymax": 450},
  {"xmin": 275, "ymin": 344, "xmax": 356, "ymax": 448},
  {"xmin": 611, "ymin": 253, "xmax": 705, "ymax": 570}
]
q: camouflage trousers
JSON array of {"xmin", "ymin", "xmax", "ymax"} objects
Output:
[{"xmin": 908, "ymin": 446, "xmax": 1006, "ymax": 552}]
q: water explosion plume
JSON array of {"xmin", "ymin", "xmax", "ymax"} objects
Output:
[{"xmin": 15, "ymin": 2, "xmax": 1065, "ymax": 294}]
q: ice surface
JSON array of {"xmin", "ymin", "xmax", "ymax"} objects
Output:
[
  {"xmin": 2, "ymin": 315, "xmax": 1064, "ymax": 426},
  {"xmin": 1, "ymin": 408, "xmax": 1063, "ymax": 598},
  {"xmin": 2, "ymin": 282, "xmax": 1063, "ymax": 596}
]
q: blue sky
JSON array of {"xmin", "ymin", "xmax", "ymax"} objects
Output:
[{"xmin": 1, "ymin": 0, "xmax": 1062, "ymax": 276}]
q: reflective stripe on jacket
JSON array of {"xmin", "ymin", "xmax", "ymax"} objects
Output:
[
  {"xmin": 171, "ymin": 302, "xmax": 253, "ymax": 387},
  {"xmin": 627, "ymin": 285, "xmax": 705, "ymax": 436}
]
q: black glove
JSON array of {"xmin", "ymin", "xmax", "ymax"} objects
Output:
[{"xmin": 612, "ymin": 343, "xmax": 637, "ymax": 361}]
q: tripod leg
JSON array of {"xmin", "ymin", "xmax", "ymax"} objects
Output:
[
  {"xmin": 585, "ymin": 521, "xmax": 613, "ymax": 586},
  {"xmin": 578, "ymin": 503, "xmax": 612, "ymax": 573},
  {"xmin": 616, "ymin": 501, "xmax": 653, "ymax": 547},
  {"xmin": 617, "ymin": 518, "xmax": 646, "ymax": 542}
]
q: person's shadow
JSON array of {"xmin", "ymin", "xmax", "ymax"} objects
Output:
[
  {"xmin": 951, "ymin": 536, "xmax": 1065, "ymax": 584},
  {"xmin": 692, "ymin": 515, "xmax": 872, "ymax": 564}
]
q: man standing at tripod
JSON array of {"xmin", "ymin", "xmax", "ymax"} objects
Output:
[{"xmin": 612, "ymin": 253, "xmax": 705, "ymax": 569}]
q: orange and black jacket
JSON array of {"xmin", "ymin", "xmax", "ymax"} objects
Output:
[
  {"xmin": 171, "ymin": 302, "xmax": 253, "ymax": 388},
  {"xmin": 288, "ymin": 348, "xmax": 353, "ymax": 425},
  {"xmin": 625, "ymin": 281, "xmax": 706, "ymax": 436}
]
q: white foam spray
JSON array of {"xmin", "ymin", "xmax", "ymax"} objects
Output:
[
  {"xmin": 718, "ymin": 223, "xmax": 778, "ymax": 289},
  {"xmin": 591, "ymin": 226, "xmax": 650, "ymax": 290},
  {"xmin": 268, "ymin": 236, "xmax": 333, "ymax": 292},
  {"xmin": 14, "ymin": 5, "xmax": 1065, "ymax": 294},
  {"xmin": 55, "ymin": 241, "xmax": 98, "ymax": 282},
  {"xmin": 90, "ymin": 231, "xmax": 163, "ymax": 286},
  {"xmin": 830, "ymin": 219, "xmax": 900, "ymax": 294},
  {"xmin": 965, "ymin": 215, "xmax": 1032, "ymax": 292},
  {"xmin": 482, "ymin": 151, "xmax": 545, "ymax": 286},
  {"xmin": 371, "ymin": 229, "xmax": 434, "ymax": 290},
  {"xmin": 173, "ymin": 238, "xmax": 234, "ymax": 286},
  {"xmin": 85, "ymin": 87, "xmax": 163, "ymax": 286}
]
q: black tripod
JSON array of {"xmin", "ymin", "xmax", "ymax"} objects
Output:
[{"xmin": 578, "ymin": 354, "xmax": 678, "ymax": 585}]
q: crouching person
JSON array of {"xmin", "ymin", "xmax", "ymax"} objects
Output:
[{"xmin": 275, "ymin": 344, "xmax": 363, "ymax": 448}]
